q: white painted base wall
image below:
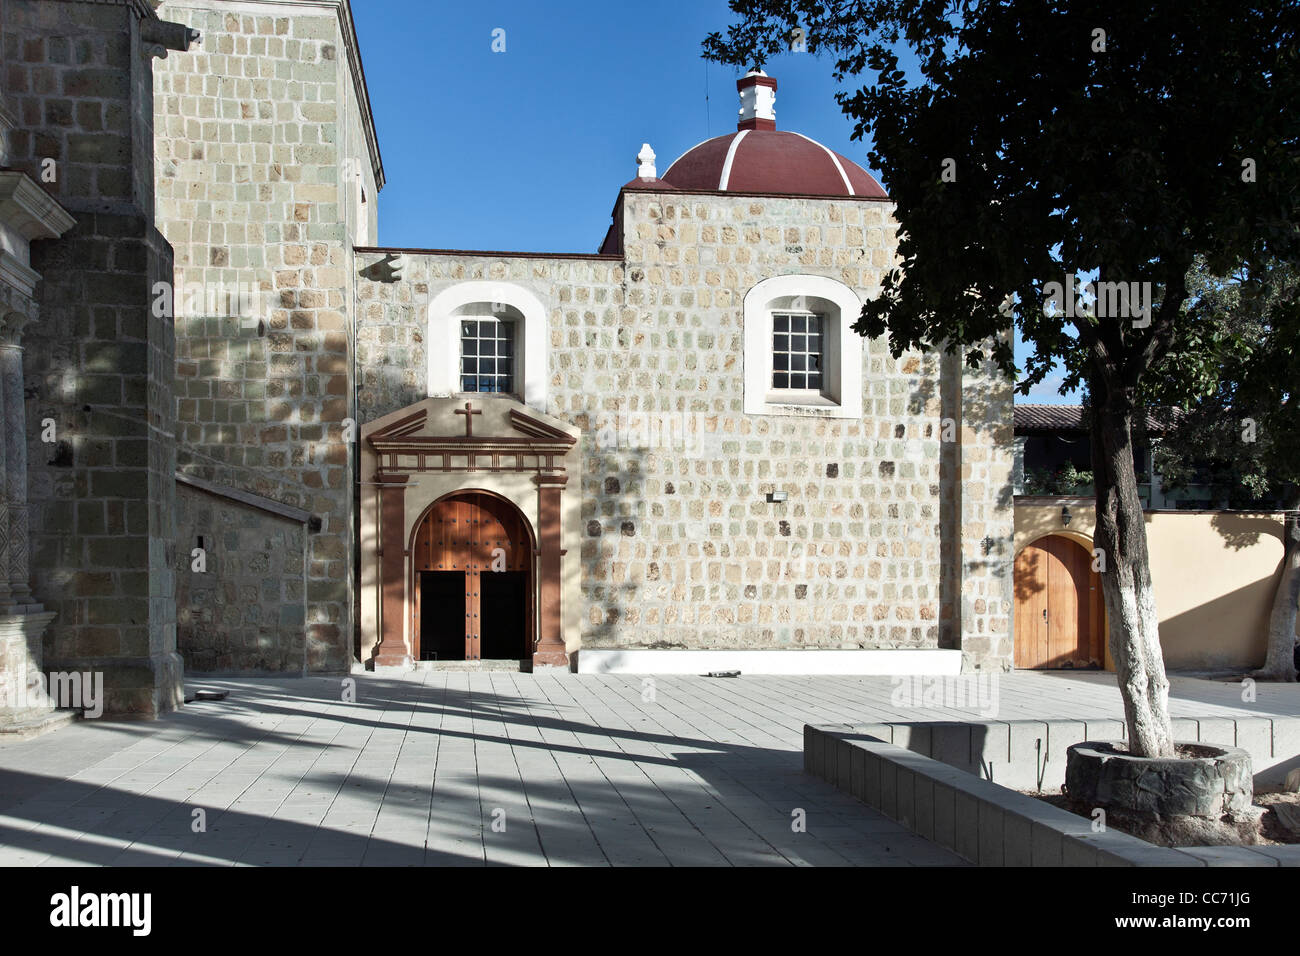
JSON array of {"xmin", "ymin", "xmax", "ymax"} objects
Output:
[{"xmin": 574, "ymin": 648, "xmax": 963, "ymax": 676}]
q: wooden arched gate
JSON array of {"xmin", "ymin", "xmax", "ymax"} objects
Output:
[
  {"xmin": 1013, "ymin": 534, "xmax": 1106, "ymax": 669},
  {"xmin": 410, "ymin": 492, "xmax": 534, "ymax": 661}
]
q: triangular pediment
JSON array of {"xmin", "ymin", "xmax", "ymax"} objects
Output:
[
  {"xmin": 365, "ymin": 407, "xmax": 426, "ymax": 441},
  {"xmin": 362, "ymin": 396, "xmax": 578, "ymax": 456}
]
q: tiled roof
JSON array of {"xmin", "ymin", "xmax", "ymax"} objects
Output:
[
  {"xmin": 661, "ymin": 131, "xmax": 887, "ymax": 198},
  {"xmin": 1014, "ymin": 404, "xmax": 1087, "ymax": 432},
  {"xmin": 1014, "ymin": 404, "xmax": 1177, "ymax": 435}
]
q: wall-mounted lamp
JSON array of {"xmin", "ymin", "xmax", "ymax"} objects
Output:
[
  {"xmin": 766, "ymin": 491, "xmax": 788, "ymax": 504},
  {"xmin": 1061, "ymin": 505, "xmax": 1072, "ymax": 527}
]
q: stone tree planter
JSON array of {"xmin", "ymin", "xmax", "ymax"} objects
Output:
[{"xmin": 1064, "ymin": 741, "xmax": 1263, "ymax": 845}]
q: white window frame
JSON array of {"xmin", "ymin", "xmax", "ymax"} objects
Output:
[
  {"xmin": 743, "ymin": 274, "xmax": 863, "ymax": 419},
  {"xmin": 428, "ymin": 281, "xmax": 547, "ymax": 409}
]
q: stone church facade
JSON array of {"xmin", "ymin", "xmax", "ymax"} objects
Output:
[{"xmin": 1, "ymin": 0, "xmax": 1013, "ymax": 721}]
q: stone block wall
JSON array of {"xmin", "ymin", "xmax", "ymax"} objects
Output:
[
  {"xmin": 955, "ymin": 351, "xmax": 1015, "ymax": 670},
  {"xmin": 7, "ymin": 0, "xmax": 185, "ymax": 715},
  {"xmin": 354, "ymin": 188, "xmax": 1019, "ymax": 661},
  {"xmin": 3, "ymin": 0, "xmax": 154, "ymax": 215},
  {"xmin": 152, "ymin": 0, "xmax": 380, "ymax": 672},
  {"xmin": 176, "ymin": 483, "xmax": 307, "ymax": 672}
]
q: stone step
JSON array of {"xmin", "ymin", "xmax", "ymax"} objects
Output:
[{"xmin": 408, "ymin": 660, "xmax": 529, "ymax": 673}]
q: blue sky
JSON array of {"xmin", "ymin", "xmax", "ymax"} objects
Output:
[{"xmin": 352, "ymin": 0, "xmax": 1076, "ymax": 404}]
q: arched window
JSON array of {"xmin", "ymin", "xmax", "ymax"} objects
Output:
[
  {"xmin": 427, "ymin": 281, "xmax": 547, "ymax": 408},
  {"xmin": 743, "ymin": 274, "xmax": 863, "ymax": 418}
]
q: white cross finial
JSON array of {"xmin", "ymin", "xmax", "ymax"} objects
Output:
[{"xmin": 636, "ymin": 143, "xmax": 657, "ymax": 179}]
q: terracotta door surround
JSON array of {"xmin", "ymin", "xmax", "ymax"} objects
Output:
[{"xmin": 366, "ymin": 401, "xmax": 576, "ymax": 669}]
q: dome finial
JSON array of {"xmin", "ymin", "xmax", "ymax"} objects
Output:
[
  {"xmin": 737, "ymin": 69, "xmax": 777, "ymax": 131},
  {"xmin": 636, "ymin": 143, "xmax": 657, "ymax": 179}
]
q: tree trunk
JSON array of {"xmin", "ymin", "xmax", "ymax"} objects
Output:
[
  {"xmin": 1089, "ymin": 389, "xmax": 1176, "ymax": 758},
  {"xmin": 1256, "ymin": 508, "xmax": 1300, "ymax": 682}
]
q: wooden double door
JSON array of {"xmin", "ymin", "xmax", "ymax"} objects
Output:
[
  {"xmin": 1013, "ymin": 534, "xmax": 1106, "ymax": 669},
  {"xmin": 411, "ymin": 493, "xmax": 533, "ymax": 662}
]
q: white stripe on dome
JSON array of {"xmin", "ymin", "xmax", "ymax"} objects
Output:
[
  {"xmin": 790, "ymin": 132, "xmax": 855, "ymax": 196},
  {"xmin": 718, "ymin": 130, "xmax": 749, "ymax": 190}
]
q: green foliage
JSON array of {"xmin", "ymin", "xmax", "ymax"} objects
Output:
[
  {"xmin": 1023, "ymin": 462, "xmax": 1095, "ymax": 496},
  {"xmin": 1145, "ymin": 258, "xmax": 1300, "ymax": 509},
  {"xmin": 704, "ymin": 1, "xmax": 1300, "ymax": 402}
]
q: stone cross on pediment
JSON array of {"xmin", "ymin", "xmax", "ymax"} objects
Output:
[{"xmin": 453, "ymin": 401, "xmax": 482, "ymax": 438}]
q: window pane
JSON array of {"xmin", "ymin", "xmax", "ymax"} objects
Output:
[
  {"xmin": 460, "ymin": 314, "xmax": 519, "ymax": 394},
  {"xmin": 771, "ymin": 311, "xmax": 830, "ymax": 392}
]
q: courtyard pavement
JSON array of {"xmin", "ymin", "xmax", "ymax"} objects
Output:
[{"xmin": 0, "ymin": 670, "xmax": 1296, "ymax": 867}]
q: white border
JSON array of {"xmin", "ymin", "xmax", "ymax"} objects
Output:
[
  {"xmin": 717, "ymin": 130, "xmax": 749, "ymax": 189},
  {"xmin": 427, "ymin": 281, "xmax": 548, "ymax": 410},
  {"xmin": 743, "ymin": 274, "xmax": 864, "ymax": 419},
  {"xmin": 790, "ymin": 132, "xmax": 855, "ymax": 195}
]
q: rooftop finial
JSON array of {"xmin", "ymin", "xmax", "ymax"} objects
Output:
[
  {"xmin": 737, "ymin": 68, "xmax": 777, "ymax": 131},
  {"xmin": 636, "ymin": 143, "xmax": 657, "ymax": 179}
]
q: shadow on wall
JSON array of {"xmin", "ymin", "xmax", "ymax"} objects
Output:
[
  {"xmin": 1209, "ymin": 512, "xmax": 1286, "ymax": 551},
  {"xmin": 1158, "ymin": 574, "xmax": 1273, "ymax": 670},
  {"xmin": 574, "ymin": 438, "xmax": 645, "ymax": 650},
  {"xmin": 173, "ymin": 314, "xmax": 338, "ymax": 674},
  {"xmin": 176, "ymin": 485, "xmax": 307, "ymax": 675},
  {"xmin": 905, "ymin": 345, "xmax": 1016, "ymax": 659}
]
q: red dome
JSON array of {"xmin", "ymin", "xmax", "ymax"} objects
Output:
[{"xmin": 660, "ymin": 130, "xmax": 886, "ymax": 199}]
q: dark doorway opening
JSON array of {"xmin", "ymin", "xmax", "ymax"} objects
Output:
[
  {"xmin": 409, "ymin": 491, "xmax": 534, "ymax": 662},
  {"xmin": 480, "ymin": 571, "xmax": 527, "ymax": 660},
  {"xmin": 419, "ymin": 571, "xmax": 465, "ymax": 661}
]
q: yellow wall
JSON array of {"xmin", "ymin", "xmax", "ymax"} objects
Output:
[{"xmin": 1014, "ymin": 498, "xmax": 1290, "ymax": 671}]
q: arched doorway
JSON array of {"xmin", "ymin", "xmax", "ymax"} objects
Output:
[
  {"xmin": 1014, "ymin": 534, "xmax": 1105, "ymax": 669},
  {"xmin": 410, "ymin": 492, "xmax": 534, "ymax": 662}
]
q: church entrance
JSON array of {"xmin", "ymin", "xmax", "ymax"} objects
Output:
[{"xmin": 411, "ymin": 492, "xmax": 533, "ymax": 661}]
